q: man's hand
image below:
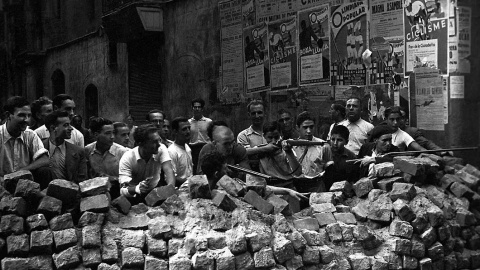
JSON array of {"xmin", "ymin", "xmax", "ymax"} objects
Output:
[
  {"xmin": 355, "ymin": 157, "xmax": 375, "ymax": 167},
  {"xmin": 287, "ymin": 189, "xmax": 309, "ymax": 201},
  {"xmin": 282, "ymin": 140, "xmax": 293, "ymax": 152},
  {"xmin": 262, "ymin": 143, "xmax": 281, "ymax": 153}
]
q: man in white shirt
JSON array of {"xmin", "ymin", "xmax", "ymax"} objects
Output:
[
  {"xmin": 168, "ymin": 117, "xmax": 193, "ymax": 187},
  {"xmin": 35, "ymin": 94, "xmax": 84, "ymax": 147},
  {"xmin": 385, "ymin": 106, "xmax": 426, "ymax": 152},
  {"xmin": 189, "ymin": 98, "xmax": 212, "ymax": 173},
  {"xmin": 337, "ymin": 97, "xmax": 374, "ymax": 155},
  {"xmin": 119, "ymin": 124, "xmax": 175, "ymax": 204}
]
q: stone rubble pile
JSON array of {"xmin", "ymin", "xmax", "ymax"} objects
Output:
[{"xmin": 0, "ymin": 154, "xmax": 480, "ymax": 270}]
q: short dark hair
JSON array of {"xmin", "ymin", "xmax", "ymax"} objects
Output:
[
  {"xmin": 263, "ymin": 121, "xmax": 280, "ymax": 134},
  {"xmin": 201, "ymin": 152, "xmax": 225, "ymax": 179},
  {"xmin": 191, "ymin": 98, "xmax": 205, "ymax": 108},
  {"xmin": 89, "ymin": 117, "xmax": 113, "ymax": 134},
  {"xmin": 247, "ymin": 100, "xmax": 264, "ymax": 113},
  {"xmin": 171, "ymin": 117, "xmax": 189, "ymax": 131},
  {"xmin": 44, "ymin": 110, "xmax": 70, "ymax": 131},
  {"xmin": 277, "ymin": 108, "xmax": 291, "ymax": 116},
  {"xmin": 145, "ymin": 109, "xmax": 165, "ymax": 121},
  {"xmin": 4, "ymin": 96, "xmax": 30, "ymax": 115},
  {"xmin": 113, "ymin": 122, "xmax": 128, "ymax": 134},
  {"xmin": 134, "ymin": 124, "xmax": 159, "ymax": 145},
  {"xmin": 207, "ymin": 120, "xmax": 228, "ymax": 140},
  {"xmin": 296, "ymin": 111, "xmax": 315, "ymax": 127},
  {"xmin": 330, "ymin": 125, "xmax": 349, "ymax": 141},
  {"xmin": 370, "ymin": 125, "xmax": 395, "ymax": 141},
  {"xmin": 384, "ymin": 106, "xmax": 403, "ymax": 118},
  {"xmin": 53, "ymin": 94, "xmax": 73, "ymax": 110},
  {"xmin": 31, "ymin": 96, "xmax": 52, "ymax": 120},
  {"xmin": 332, "ymin": 104, "xmax": 346, "ymax": 118}
]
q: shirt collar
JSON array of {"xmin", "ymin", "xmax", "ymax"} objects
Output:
[
  {"xmin": 91, "ymin": 142, "xmax": 120, "ymax": 156},
  {"xmin": 190, "ymin": 116, "xmax": 207, "ymax": 121},
  {"xmin": 1, "ymin": 123, "xmax": 26, "ymax": 143},
  {"xmin": 246, "ymin": 126, "xmax": 263, "ymax": 136},
  {"xmin": 133, "ymin": 146, "xmax": 142, "ymax": 161},
  {"xmin": 49, "ymin": 140, "xmax": 66, "ymax": 155}
]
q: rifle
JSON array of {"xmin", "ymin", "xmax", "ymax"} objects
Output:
[
  {"xmin": 227, "ymin": 164, "xmax": 273, "ymax": 180},
  {"xmin": 346, "ymin": 147, "xmax": 478, "ymax": 163},
  {"xmin": 285, "ymin": 139, "xmax": 327, "ymax": 146}
]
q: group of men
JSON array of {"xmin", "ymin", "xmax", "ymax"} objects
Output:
[{"xmin": 0, "ymin": 93, "xmax": 444, "ymax": 205}]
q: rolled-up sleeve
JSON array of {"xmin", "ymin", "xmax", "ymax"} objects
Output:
[
  {"xmin": 119, "ymin": 153, "xmax": 133, "ymax": 186},
  {"xmin": 30, "ymin": 132, "xmax": 48, "ymax": 160}
]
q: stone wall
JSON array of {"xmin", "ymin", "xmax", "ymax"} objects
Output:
[{"xmin": 1, "ymin": 155, "xmax": 480, "ymax": 269}]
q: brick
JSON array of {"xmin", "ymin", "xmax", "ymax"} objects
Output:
[
  {"xmin": 144, "ymin": 185, "xmax": 177, "ymax": 206},
  {"xmin": 148, "ymin": 218, "xmax": 172, "ymax": 240},
  {"xmin": 53, "ymin": 228, "xmax": 77, "ymax": 251},
  {"xmin": 121, "ymin": 229, "xmax": 145, "ymax": 249},
  {"xmin": 187, "ymin": 175, "xmax": 211, "ymax": 199},
  {"xmin": 334, "ymin": 212, "xmax": 356, "ymax": 224},
  {"xmin": 336, "ymin": 204, "xmax": 350, "ymax": 212},
  {"xmin": 27, "ymin": 255, "xmax": 53, "ymax": 270},
  {"xmin": 0, "ymin": 214, "xmax": 24, "ymax": 236},
  {"xmin": 3, "ymin": 170, "xmax": 33, "ymax": 193},
  {"xmin": 420, "ymin": 226, "xmax": 437, "ymax": 248},
  {"xmin": 7, "ymin": 233, "xmax": 29, "ymax": 256},
  {"xmin": 37, "ymin": 196, "xmax": 62, "ymax": 218},
  {"xmin": 145, "ymin": 255, "xmax": 168, "ymax": 270},
  {"xmin": 389, "ymin": 219, "xmax": 413, "ymax": 239},
  {"xmin": 301, "ymin": 229, "xmax": 325, "ymax": 246},
  {"xmin": 314, "ymin": 212, "xmax": 336, "ymax": 226},
  {"xmin": 393, "ymin": 199, "xmax": 415, "ymax": 222},
  {"xmin": 217, "ymin": 175, "xmax": 246, "ymax": 197},
  {"xmin": 213, "ymin": 192, "xmax": 237, "ymax": 212},
  {"xmin": 403, "ymin": 255, "xmax": 418, "ymax": 269},
  {"xmin": 427, "ymin": 242, "xmax": 444, "ymax": 261},
  {"xmin": 46, "ymin": 179, "xmax": 79, "ymax": 203},
  {"xmin": 351, "ymin": 200, "xmax": 369, "ymax": 221},
  {"xmin": 273, "ymin": 215, "xmax": 291, "ymax": 234},
  {"xmin": 78, "ymin": 211, "xmax": 105, "ymax": 227},
  {"xmin": 266, "ymin": 194, "xmax": 289, "ymax": 215},
  {"xmin": 472, "ymin": 251, "xmax": 480, "ymax": 268},
  {"xmin": 393, "ymin": 157, "xmax": 425, "ymax": 176},
  {"xmin": 377, "ymin": 176, "xmax": 404, "ymax": 191},
  {"xmin": 192, "ymin": 251, "xmax": 214, "ymax": 269},
  {"xmin": 368, "ymin": 189, "xmax": 385, "ymax": 201},
  {"xmin": 318, "ymin": 245, "xmax": 335, "ymax": 263},
  {"xmin": 82, "ymin": 225, "xmax": 101, "ymax": 248},
  {"xmin": 146, "ymin": 233, "xmax": 167, "ymax": 257},
  {"xmin": 111, "ymin": 195, "xmax": 131, "ymax": 215},
  {"xmin": 329, "ymin": 180, "xmax": 354, "ymax": 197},
  {"xmin": 160, "ymin": 194, "xmax": 185, "ymax": 215},
  {"xmin": 226, "ymin": 229, "xmax": 247, "ymax": 255},
  {"xmin": 309, "ymin": 192, "xmax": 336, "ymax": 204},
  {"xmin": 80, "ymin": 194, "xmax": 109, "ymax": 213},
  {"xmin": 243, "ymin": 190, "xmax": 273, "ymax": 214},
  {"xmin": 390, "ymin": 183, "xmax": 417, "ymax": 202},
  {"xmin": 348, "ymin": 253, "xmax": 371, "ymax": 270},
  {"xmin": 367, "ymin": 193, "xmax": 393, "ymax": 223},
  {"xmin": 1, "ymin": 257, "xmax": 29, "ymax": 270},
  {"xmin": 302, "ymin": 246, "xmax": 320, "ymax": 265},
  {"xmin": 121, "ymin": 247, "xmax": 144, "ymax": 268},
  {"xmin": 411, "ymin": 238, "xmax": 425, "ymax": 258},
  {"xmin": 293, "ymin": 217, "xmax": 319, "ymax": 231},
  {"xmin": 456, "ymin": 208, "xmax": 476, "ymax": 226},
  {"xmin": 411, "ymin": 215, "xmax": 429, "ymax": 234},
  {"xmin": 49, "ymin": 213, "xmax": 74, "ymax": 231},
  {"xmin": 287, "ymin": 231, "xmax": 306, "ymax": 253},
  {"xmin": 207, "ymin": 232, "xmax": 227, "ymax": 250},
  {"xmin": 455, "ymin": 170, "xmax": 480, "ymax": 189},
  {"xmin": 353, "ymin": 178, "xmax": 373, "ymax": 198},
  {"xmin": 235, "ymin": 252, "xmax": 255, "ymax": 270},
  {"xmin": 0, "ymin": 196, "xmax": 27, "ymax": 216},
  {"xmin": 311, "ymin": 203, "xmax": 336, "ymax": 213},
  {"xmin": 373, "ymin": 162, "xmax": 397, "ymax": 178},
  {"xmin": 285, "ymin": 254, "xmax": 303, "ymax": 270},
  {"xmin": 101, "ymin": 238, "xmax": 118, "ymax": 263},
  {"xmin": 449, "ymin": 182, "xmax": 474, "ymax": 198},
  {"xmin": 52, "ymin": 246, "xmax": 81, "ymax": 269},
  {"xmin": 30, "ymin": 229, "xmax": 53, "ymax": 254},
  {"xmin": 281, "ymin": 194, "xmax": 301, "ymax": 213},
  {"xmin": 26, "ymin": 214, "xmax": 48, "ymax": 232},
  {"xmin": 169, "ymin": 253, "xmax": 192, "ymax": 270},
  {"xmin": 82, "ymin": 248, "xmax": 102, "ymax": 268},
  {"xmin": 326, "ymin": 223, "xmax": 343, "ymax": 242},
  {"xmin": 340, "ymin": 223, "xmax": 354, "ymax": 241},
  {"xmin": 419, "ymin": 258, "xmax": 432, "ymax": 270},
  {"xmin": 467, "ymin": 234, "xmax": 480, "ymax": 250},
  {"xmin": 437, "ymin": 224, "xmax": 451, "ymax": 242},
  {"xmin": 371, "ymin": 256, "xmax": 388, "ymax": 270},
  {"xmin": 118, "ymin": 213, "xmax": 149, "ymax": 229},
  {"xmin": 440, "ymin": 174, "xmax": 461, "ymax": 189},
  {"xmin": 272, "ymin": 233, "xmax": 294, "ymax": 264},
  {"xmin": 14, "ymin": 179, "xmax": 41, "ymax": 201},
  {"xmin": 389, "ymin": 238, "xmax": 412, "ymax": 255}
]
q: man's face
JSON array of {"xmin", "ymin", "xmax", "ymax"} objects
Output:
[
  {"xmin": 149, "ymin": 113, "xmax": 164, "ymax": 129},
  {"xmin": 278, "ymin": 113, "xmax": 293, "ymax": 131},
  {"xmin": 192, "ymin": 102, "xmax": 203, "ymax": 118},
  {"xmin": 59, "ymin": 99, "xmax": 76, "ymax": 119},
  {"xmin": 398, "ymin": 111, "xmax": 407, "ymax": 130},
  {"xmin": 114, "ymin": 126, "xmax": 130, "ymax": 147},
  {"xmin": 53, "ymin": 117, "xmax": 73, "ymax": 140},
  {"xmin": 375, "ymin": 134, "xmax": 392, "ymax": 154},
  {"xmin": 176, "ymin": 121, "xmax": 191, "ymax": 142},
  {"xmin": 264, "ymin": 130, "xmax": 281, "ymax": 145},
  {"xmin": 330, "ymin": 134, "xmax": 347, "ymax": 153},
  {"xmin": 213, "ymin": 128, "xmax": 236, "ymax": 156},
  {"xmin": 249, "ymin": 104, "xmax": 264, "ymax": 126},
  {"xmin": 97, "ymin": 124, "xmax": 114, "ymax": 148},
  {"xmin": 71, "ymin": 117, "xmax": 82, "ymax": 128},
  {"xmin": 346, "ymin": 99, "xmax": 361, "ymax": 122},
  {"xmin": 298, "ymin": 119, "xmax": 315, "ymax": 141},
  {"xmin": 162, "ymin": 120, "xmax": 171, "ymax": 138},
  {"xmin": 387, "ymin": 112, "xmax": 402, "ymax": 131},
  {"xmin": 8, "ymin": 105, "xmax": 32, "ymax": 133},
  {"xmin": 39, "ymin": 104, "xmax": 53, "ymax": 121},
  {"xmin": 142, "ymin": 131, "xmax": 161, "ymax": 156},
  {"xmin": 329, "ymin": 104, "xmax": 339, "ymax": 120}
]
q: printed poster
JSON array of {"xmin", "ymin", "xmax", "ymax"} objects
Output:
[
  {"xmin": 256, "ymin": 0, "xmax": 297, "ymax": 24},
  {"xmin": 369, "ymin": 0, "xmax": 405, "ymax": 83},
  {"xmin": 268, "ymin": 17, "xmax": 298, "ymax": 90},
  {"xmin": 414, "ymin": 67, "xmax": 444, "ymax": 131},
  {"xmin": 298, "ymin": 5, "xmax": 330, "ymax": 85},
  {"xmin": 449, "ymin": 75, "xmax": 464, "ymax": 99},
  {"xmin": 366, "ymin": 84, "xmax": 394, "ymax": 125},
  {"xmin": 219, "ymin": 0, "xmax": 244, "ymax": 103},
  {"xmin": 244, "ymin": 22, "xmax": 270, "ymax": 93},
  {"xmin": 404, "ymin": 0, "xmax": 449, "ymax": 75},
  {"xmin": 457, "ymin": 6, "xmax": 471, "ymax": 73},
  {"xmin": 330, "ymin": 1, "xmax": 368, "ymax": 85},
  {"xmin": 242, "ymin": 0, "xmax": 256, "ymax": 27},
  {"xmin": 442, "ymin": 75, "xmax": 448, "ymax": 124}
]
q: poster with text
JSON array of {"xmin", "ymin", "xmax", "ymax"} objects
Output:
[
  {"xmin": 298, "ymin": 5, "xmax": 330, "ymax": 85},
  {"xmin": 404, "ymin": 0, "xmax": 449, "ymax": 75},
  {"xmin": 366, "ymin": 84, "xmax": 395, "ymax": 125},
  {"xmin": 244, "ymin": 22, "xmax": 270, "ymax": 93},
  {"xmin": 415, "ymin": 67, "xmax": 444, "ymax": 131},
  {"xmin": 242, "ymin": 0, "xmax": 256, "ymax": 27},
  {"xmin": 369, "ymin": 0, "xmax": 405, "ymax": 84},
  {"xmin": 256, "ymin": 0, "xmax": 297, "ymax": 24},
  {"xmin": 220, "ymin": 0, "xmax": 244, "ymax": 103},
  {"xmin": 268, "ymin": 17, "xmax": 298, "ymax": 90},
  {"xmin": 330, "ymin": 1, "xmax": 367, "ymax": 86},
  {"xmin": 457, "ymin": 6, "xmax": 471, "ymax": 73}
]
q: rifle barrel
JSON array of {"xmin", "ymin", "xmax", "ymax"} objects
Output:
[
  {"xmin": 385, "ymin": 147, "xmax": 478, "ymax": 156},
  {"xmin": 227, "ymin": 164, "xmax": 273, "ymax": 180},
  {"xmin": 285, "ymin": 139, "xmax": 326, "ymax": 146}
]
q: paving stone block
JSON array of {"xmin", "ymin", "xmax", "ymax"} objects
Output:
[
  {"xmin": 118, "ymin": 213, "xmax": 149, "ymax": 229},
  {"xmin": 326, "ymin": 223, "xmax": 343, "ymax": 243},
  {"xmin": 314, "ymin": 212, "xmax": 336, "ymax": 227},
  {"xmin": 101, "ymin": 238, "xmax": 118, "ymax": 263},
  {"xmin": 427, "ymin": 241, "xmax": 444, "ymax": 261},
  {"xmin": 46, "ymin": 179, "xmax": 79, "ymax": 203},
  {"xmin": 318, "ymin": 245, "xmax": 335, "ymax": 263},
  {"xmin": 226, "ymin": 229, "xmax": 247, "ymax": 255},
  {"xmin": 148, "ymin": 218, "xmax": 172, "ymax": 240},
  {"xmin": 389, "ymin": 238, "xmax": 412, "ymax": 255},
  {"xmin": 7, "ymin": 233, "xmax": 29, "ymax": 256},
  {"xmin": 455, "ymin": 169, "xmax": 480, "ymax": 189},
  {"xmin": 285, "ymin": 254, "xmax": 303, "ymax": 270},
  {"xmin": 213, "ymin": 192, "xmax": 237, "ymax": 212},
  {"xmin": 30, "ymin": 229, "xmax": 53, "ymax": 254},
  {"xmin": 367, "ymin": 194, "xmax": 393, "ymax": 223},
  {"xmin": 49, "ymin": 213, "xmax": 74, "ymax": 231},
  {"xmin": 311, "ymin": 203, "xmax": 336, "ymax": 213},
  {"xmin": 145, "ymin": 185, "xmax": 177, "ymax": 206},
  {"xmin": 456, "ymin": 208, "xmax": 476, "ymax": 226},
  {"xmin": 82, "ymin": 248, "xmax": 102, "ymax": 268},
  {"xmin": 420, "ymin": 226, "xmax": 437, "ymax": 248},
  {"xmin": 121, "ymin": 247, "xmax": 144, "ymax": 268},
  {"xmin": 353, "ymin": 178, "xmax": 373, "ymax": 198},
  {"xmin": 348, "ymin": 253, "xmax": 371, "ymax": 270},
  {"xmin": 411, "ymin": 215, "xmax": 429, "ymax": 234},
  {"xmin": 393, "ymin": 157, "xmax": 425, "ymax": 176},
  {"xmin": 207, "ymin": 232, "xmax": 227, "ymax": 250},
  {"xmin": 329, "ymin": 180, "xmax": 354, "ymax": 197},
  {"xmin": 389, "ymin": 219, "xmax": 413, "ymax": 239},
  {"xmin": 235, "ymin": 252, "xmax": 255, "ymax": 270},
  {"xmin": 403, "ymin": 255, "xmax": 418, "ymax": 270},
  {"xmin": 351, "ymin": 200, "xmax": 369, "ymax": 222},
  {"xmin": 144, "ymin": 255, "xmax": 168, "ymax": 270},
  {"xmin": 79, "ymin": 177, "xmax": 109, "ymax": 197},
  {"xmin": 377, "ymin": 177, "xmax": 404, "ymax": 192},
  {"xmin": 82, "ymin": 225, "xmax": 102, "ymax": 248},
  {"xmin": 393, "ymin": 199, "xmax": 415, "ymax": 222},
  {"xmin": 253, "ymin": 247, "xmax": 276, "ymax": 268},
  {"xmin": 217, "ymin": 175, "xmax": 246, "ymax": 197},
  {"xmin": 52, "ymin": 246, "xmax": 81, "ymax": 270},
  {"xmin": 78, "ymin": 211, "xmax": 105, "ymax": 227},
  {"xmin": 80, "ymin": 194, "xmax": 109, "ymax": 213},
  {"xmin": 1, "ymin": 257, "xmax": 29, "ymax": 270},
  {"xmin": 440, "ymin": 174, "xmax": 462, "ymax": 190},
  {"xmin": 3, "ymin": 170, "xmax": 33, "ymax": 194},
  {"xmin": 309, "ymin": 192, "xmax": 336, "ymax": 205},
  {"xmin": 121, "ymin": 229, "xmax": 145, "ymax": 249},
  {"xmin": 111, "ymin": 195, "xmax": 131, "ymax": 215},
  {"xmin": 390, "ymin": 183, "xmax": 417, "ymax": 202},
  {"xmin": 301, "ymin": 229, "xmax": 325, "ymax": 246},
  {"xmin": 293, "ymin": 217, "xmax": 319, "ymax": 231},
  {"xmin": 334, "ymin": 212, "xmax": 356, "ymax": 224},
  {"xmin": 188, "ymin": 175, "xmax": 212, "ymax": 199},
  {"xmin": 26, "ymin": 213, "xmax": 48, "ymax": 232},
  {"xmin": 373, "ymin": 162, "xmax": 397, "ymax": 178},
  {"xmin": 411, "ymin": 238, "xmax": 426, "ymax": 258},
  {"xmin": 340, "ymin": 223, "xmax": 354, "ymax": 241},
  {"xmin": 288, "ymin": 230, "xmax": 306, "ymax": 253},
  {"xmin": 419, "ymin": 258, "xmax": 432, "ymax": 270},
  {"xmin": 37, "ymin": 196, "xmax": 62, "ymax": 219},
  {"xmin": 281, "ymin": 194, "xmax": 301, "ymax": 214},
  {"xmin": 169, "ymin": 253, "xmax": 192, "ymax": 270},
  {"xmin": 0, "ymin": 214, "xmax": 24, "ymax": 236},
  {"xmin": 302, "ymin": 246, "xmax": 320, "ymax": 265},
  {"xmin": 467, "ymin": 233, "xmax": 480, "ymax": 250},
  {"xmin": 14, "ymin": 179, "xmax": 41, "ymax": 201},
  {"xmin": 53, "ymin": 228, "xmax": 78, "ymax": 251},
  {"xmin": 0, "ymin": 196, "xmax": 27, "ymax": 216},
  {"xmin": 449, "ymin": 181, "xmax": 474, "ymax": 198},
  {"xmin": 272, "ymin": 234, "xmax": 294, "ymax": 264},
  {"xmin": 371, "ymin": 256, "xmax": 388, "ymax": 270},
  {"xmin": 160, "ymin": 194, "xmax": 185, "ymax": 215},
  {"xmin": 26, "ymin": 255, "xmax": 53, "ymax": 270},
  {"xmin": 243, "ymin": 190, "xmax": 273, "ymax": 214}
]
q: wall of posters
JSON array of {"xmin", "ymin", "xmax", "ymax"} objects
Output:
[
  {"xmin": 415, "ymin": 67, "xmax": 444, "ymax": 131},
  {"xmin": 244, "ymin": 22, "xmax": 270, "ymax": 93},
  {"xmin": 330, "ymin": 1, "xmax": 367, "ymax": 85},
  {"xmin": 219, "ymin": 0, "xmax": 244, "ymax": 103},
  {"xmin": 403, "ymin": 0, "xmax": 449, "ymax": 75},
  {"xmin": 242, "ymin": 0, "xmax": 256, "ymax": 27},
  {"xmin": 268, "ymin": 17, "xmax": 298, "ymax": 90},
  {"xmin": 298, "ymin": 5, "xmax": 330, "ymax": 85}
]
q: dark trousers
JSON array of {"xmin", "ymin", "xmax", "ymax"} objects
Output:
[{"xmin": 189, "ymin": 143, "xmax": 206, "ymax": 174}]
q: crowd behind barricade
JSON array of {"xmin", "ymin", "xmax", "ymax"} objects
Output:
[{"xmin": 0, "ymin": 94, "xmax": 449, "ymax": 206}]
